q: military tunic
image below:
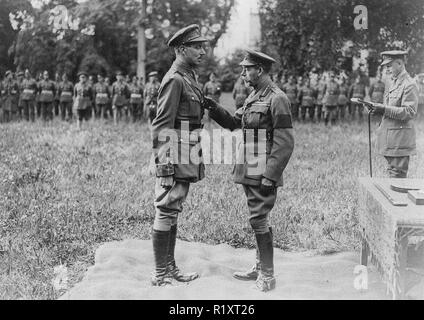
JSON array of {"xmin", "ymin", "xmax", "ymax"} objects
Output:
[
  {"xmin": 298, "ymin": 85, "xmax": 316, "ymax": 120},
  {"xmin": 58, "ymin": 81, "xmax": 74, "ymax": 120},
  {"xmin": 210, "ymin": 78, "xmax": 294, "ymax": 219},
  {"xmin": 151, "ymin": 60, "xmax": 205, "ymax": 224},
  {"xmin": 2, "ymin": 79, "xmax": 19, "ymax": 115},
  {"xmin": 94, "ymin": 82, "xmax": 110, "ymax": 105},
  {"xmin": 20, "ymin": 78, "xmax": 37, "ymax": 121},
  {"xmin": 338, "ymin": 83, "xmax": 349, "ymax": 120},
  {"xmin": 129, "ymin": 83, "xmax": 144, "ymax": 121},
  {"xmin": 349, "ymin": 82, "xmax": 366, "ymax": 119},
  {"xmin": 282, "ymin": 83, "xmax": 298, "ymax": 120},
  {"xmin": 323, "ymin": 80, "xmax": 340, "ymax": 124},
  {"xmin": 112, "ymin": 81, "xmax": 129, "ymax": 107},
  {"xmin": 369, "ymin": 80, "xmax": 385, "ymax": 104},
  {"xmin": 144, "ymin": 81, "xmax": 160, "ymax": 121}
]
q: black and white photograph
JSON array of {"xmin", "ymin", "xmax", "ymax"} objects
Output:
[{"xmin": 0, "ymin": 0, "xmax": 424, "ymax": 306}]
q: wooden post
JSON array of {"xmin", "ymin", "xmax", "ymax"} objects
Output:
[{"xmin": 137, "ymin": 0, "xmax": 147, "ymax": 84}]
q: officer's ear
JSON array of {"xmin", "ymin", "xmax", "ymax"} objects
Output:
[{"xmin": 257, "ymin": 66, "xmax": 264, "ymax": 77}]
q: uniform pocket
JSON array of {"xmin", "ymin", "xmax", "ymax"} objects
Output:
[
  {"xmin": 244, "ymin": 103, "xmax": 269, "ymax": 128},
  {"xmin": 386, "ymin": 127, "xmax": 415, "ymax": 149}
]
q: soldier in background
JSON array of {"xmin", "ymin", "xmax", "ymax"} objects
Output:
[
  {"xmin": 417, "ymin": 73, "xmax": 424, "ymax": 122},
  {"xmin": 2, "ymin": 71, "xmax": 19, "ymax": 122},
  {"xmin": 205, "ymin": 49, "xmax": 294, "ymax": 292},
  {"xmin": 282, "ymin": 75, "xmax": 298, "ymax": 121},
  {"xmin": 369, "ymin": 72, "xmax": 385, "ymax": 104},
  {"xmin": 338, "ymin": 76, "xmax": 349, "ymax": 121},
  {"xmin": 128, "ymin": 75, "xmax": 144, "ymax": 123},
  {"xmin": 16, "ymin": 71, "xmax": 25, "ymax": 121},
  {"xmin": 112, "ymin": 71, "xmax": 129, "ymax": 125},
  {"xmin": 105, "ymin": 76, "xmax": 113, "ymax": 119},
  {"xmin": 73, "ymin": 71, "xmax": 93, "ymax": 129},
  {"xmin": 35, "ymin": 72, "xmax": 43, "ymax": 119},
  {"xmin": 20, "ymin": 69, "xmax": 37, "ymax": 122},
  {"xmin": 144, "ymin": 71, "xmax": 160, "ymax": 124},
  {"xmin": 53, "ymin": 72, "xmax": 61, "ymax": 117},
  {"xmin": 372, "ymin": 50, "xmax": 419, "ymax": 178},
  {"xmin": 37, "ymin": 70, "xmax": 56, "ymax": 122},
  {"xmin": 322, "ymin": 70, "xmax": 340, "ymax": 126},
  {"xmin": 94, "ymin": 73, "xmax": 110, "ymax": 120},
  {"xmin": 315, "ymin": 73, "xmax": 326, "ymax": 122},
  {"xmin": 58, "ymin": 73, "xmax": 74, "ymax": 121},
  {"xmin": 298, "ymin": 77, "xmax": 317, "ymax": 121},
  {"xmin": 232, "ymin": 76, "xmax": 250, "ymax": 110},
  {"xmin": 348, "ymin": 75, "xmax": 366, "ymax": 121}
]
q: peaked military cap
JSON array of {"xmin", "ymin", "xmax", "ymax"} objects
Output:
[
  {"xmin": 380, "ymin": 50, "xmax": 408, "ymax": 66},
  {"xmin": 167, "ymin": 24, "xmax": 208, "ymax": 47},
  {"xmin": 148, "ymin": 71, "xmax": 158, "ymax": 77},
  {"xmin": 239, "ymin": 49, "xmax": 276, "ymax": 67},
  {"xmin": 17, "ymin": 71, "xmax": 24, "ymax": 77},
  {"xmin": 5, "ymin": 70, "xmax": 12, "ymax": 77},
  {"xmin": 77, "ymin": 70, "xmax": 88, "ymax": 77}
]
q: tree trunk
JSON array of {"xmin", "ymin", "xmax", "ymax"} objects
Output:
[{"xmin": 137, "ymin": 0, "xmax": 147, "ymax": 84}]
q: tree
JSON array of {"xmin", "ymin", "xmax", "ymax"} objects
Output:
[{"xmin": 259, "ymin": 0, "xmax": 424, "ymax": 75}]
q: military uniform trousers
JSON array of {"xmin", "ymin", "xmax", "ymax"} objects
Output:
[
  {"xmin": 153, "ymin": 179, "xmax": 190, "ymax": 231},
  {"xmin": 243, "ymin": 185, "xmax": 277, "ymax": 234},
  {"xmin": 60, "ymin": 101, "xmax": 73, "ymax": 121},
  {"xmin": 384, "ymin": 156, "xmax": 410, "ymax": 178},
  {"xmin": 21, "ymin": 99, "xmax": 35, "ymax": 122},
  {"xmin": 349, "ymin": 102, "xmax": 364, "ymax": 120},
  {"xmin": 324, "ymin": 105, "xmax": 338, "ymax": 124}
]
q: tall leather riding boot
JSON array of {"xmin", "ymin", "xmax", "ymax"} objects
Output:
[
  {"xmin": 166, "ymin": 225, "xmax": 199, "ymax": 282},
  {"xmin": 255, "ymin": 230, "xmax": 276, "ymax": 292},
  {"xmin": 151, "ymin": 229, "xmax": 172, "ymax": 286}
]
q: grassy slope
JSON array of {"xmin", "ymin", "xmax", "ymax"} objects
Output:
[{"xmin": 0, "ymin": 93, "xmax": 423, "ymax": 299}]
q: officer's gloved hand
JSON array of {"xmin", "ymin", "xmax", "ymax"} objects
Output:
[
  {"xmin": 203, "ymin": 96, "xmax": 218, "ymax": 110},
  {"xmin": 370, "ymin": 103, "xmax": 385, "ymax": 115},
  {"xmin": 259, "ymin": 177, "xmax": 276, "ymax": 196}
]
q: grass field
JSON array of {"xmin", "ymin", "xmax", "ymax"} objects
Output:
[{"xmin": 1, "ymin": 93, "xmax": 423, "ymax": 299}]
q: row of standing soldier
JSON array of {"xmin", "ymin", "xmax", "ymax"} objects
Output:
[{"xmin": 0, "ymin": 69, "xmax": 161, "ymax": 128}]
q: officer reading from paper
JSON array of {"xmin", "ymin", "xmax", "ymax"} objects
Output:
[
  {"xmin": 369, "ymin": 50, "xmax": 419, "ymax": 178},
  {"xmin": 204, "ymin": 49, "xmax": 294, "ymax": 292},
  {"xmin": 150, "ymin": 24, "xmax": 208, "ymax": 287}
]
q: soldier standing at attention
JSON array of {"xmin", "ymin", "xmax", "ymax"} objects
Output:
[
  {"xmin": 369, "ymin": 72, "xmax": 386, "ymax": 105},
  {"xmin": 35, "ymin": 72, "xmax": 42, "ymax": 119},
  {"xmin": 315, "ymin": 73, "xmax": 326, "ymax": 122},
  {"xmin": 233, "ymin": 76, "xmax": 250, "ymax": 110},
  {"xmin": 323, "ymin": 70, "xmax": 340, "ymax": 126},
  {"xmin": 38, "ymin": 70, "xmax": 56, "ymax": 122},
  {"xmin": 112, "ymin": 71, "xmax": 129, "ymax": 125},
  {"xmin": 20, "ymin": 69, "xmax": 37, "ymax": 122},
  {"xmin": 58, "ymin": 73, "xmax": 74, "ymax": 121},
  {"xmin": 144, "ymin": 71, "xmax": 160, "ymax": 124},
  {"xmin": 53, "ymin": 72, "xmax": 61, "ymax": 117},
  {"xmin": 73, "ymin": 71, "xmax": 93, "ymax": 130},
  {"xmin": 298, "ymin": 77, "xmax": 317, "ymax": 122},
  {"xmin": 105, "ymin": 76, "xmax": 113, "ymax": 119},
  {"xmin": 2, "ymin": 71, "xmax": 19, "ymax": 122},
  {"xmin": 203, "ymin": 72, "xmax": 222, "ymax": 103},
  {"xmin": 128, "ymin": 75, "xmax": 144, "ymax": 123},
  {"xmin": 370, "ymin": 50, "xmax": 419, "ymax": 178},
  {"xmin": 205, "ymin": 49, "xmax": 294, "ymax": 292},
  {"xmin": 348, "ymin": 75, "xmax": 366, "ymax": 121},
  {"xmin": 337, "ymin": 76, "xmax": 349, "ymax": 122},
  {"xmin": 16, "ymin": 71, "xmax": 25, "ymax": 121},
  {"xmin": 416, "ymin": 73, "xmax": 424, "ymax": 122},
  {"xmin": 150, "ymin": 24, "xmax": 208, "ymax": 287},
  {"xmin": 282, "ymin": 75, "xmax": 298, "ymax": 121},
  {"xmin": 94, "ymin": 73, "xmax": 110, "ymax": 120}
]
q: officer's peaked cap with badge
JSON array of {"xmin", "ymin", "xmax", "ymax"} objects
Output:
[
  {"xmin": 380, "ymin": 50, "xmax": 408, "ymax": 66},
  {"xmin": 167, "ymin": 24, "xmax": 208, "ymax": 47},
  {"xmin": 239, "ymin": 49, "xmax": 276, "ymax": 68}
]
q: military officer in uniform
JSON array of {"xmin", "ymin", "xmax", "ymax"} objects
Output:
[
  {"xmin": 94, "ymin": 73, "xmax": 110, "ymax": 120},
  {"xmin": 150, "ymin": 24, "xmax": 208, "ymax": 287},
  {"xmin": 282, "ymin": 75, "xmax": 298, "ymax": 121},
  {"xmin": 370, "ymin": 50, "xmax": 419, "ymax": 178},
  {"xmin": 338, "ymin": 76, "xmax": 349, "ymax": 121},
  {"xmin": 205, "ymin": 49, "xmax": 294, "ymax": 292},
  {"xmin": 128, "ymin": 75, "xmax": 144, "ymax": 123},
  {"xmin": 369, "ymin": 72, "xmax": 386, "ymax": 104},
  {"xmin": 203, "ymin": 72, "xmax": 221, "ymax": 102},
  {"xmin": 105, "ymin": 76, "xmax": 113, "ymax": 119},
  {"xmin": 37, "ymin": 70, "xmax": 56, "ymax": 122},
  {"xmin": 73, "ymin": 71, "xmax": 93, "ymax": 129},
  {"xmin": 298, "ymin": 77, "xmax": 317, "ymax": 121},
  {"xmin": 54, "ymin": 72, "xmax": 61, "ymax": 117},
  {"xmin": 20, "ymin": 69, "xmax": 37, "ymax": 122},
  {"xmin": 233, "ymin": 76, "xmax": 250, "ymax": 110},
  {"xmin": 323, "ymin": 70, "xmax": 340, "ymax": 126},
  {"xmin": 2, "ymin": 71, "xmax": 19, "ymax": 122},
  {"xmin": 144, "ymin": 71, "xmax": 160, "ymax": 124},
  {"xmin": 112, "ymin": 71, "xmax": 130, "ymax": 125},
  {"xmin": 315, "ymin": 74, "xmax": 326, "ymax": 122},
  {"xmin": 348, "ymin": 75, "xmax": 366, "ymax": 121},
  {"xmin": 58, "ymin": 73, "xmax": 74, "ymax": 121},
  {"xmin": 16, "ymin": 71, "xmax": 25, "ymax": 121}
]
